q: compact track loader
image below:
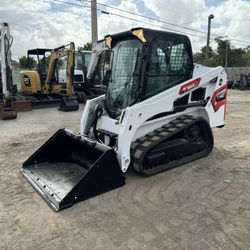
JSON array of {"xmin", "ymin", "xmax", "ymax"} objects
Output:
[{"xmin": 21, "ymin": 28, "xmax": 227, "ymax": 211}]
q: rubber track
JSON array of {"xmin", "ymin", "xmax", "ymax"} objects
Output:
[{"xmin": 131, "ymin": 115, "xmax": 214, "ymax": 176}]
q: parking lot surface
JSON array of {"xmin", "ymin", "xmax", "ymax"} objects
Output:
[{"xmin": 0, "ymin": 90, "xmax": 250, "ymax": 249}]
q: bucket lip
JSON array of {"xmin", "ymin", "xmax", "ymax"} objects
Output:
[{"xmin": 20, "ymin": 167, "xmax": 62, "ymax": 211}]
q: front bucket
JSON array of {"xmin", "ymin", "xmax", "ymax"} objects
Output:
[
  {"xmin": 58, "ymin": 97, "xmax": 79, "ymax": 112},
  {"xmin": 21, "ymin": 129, "xmax": 125, "ymax": 211}
]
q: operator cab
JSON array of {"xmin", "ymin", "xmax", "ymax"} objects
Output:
[
  {"xmin": 103, "ymin": 28, "xmax": 194, "ymax": 119},
  {"xmin": 27, "ymin": 48, "xmax": 57, "ymax": 85}
]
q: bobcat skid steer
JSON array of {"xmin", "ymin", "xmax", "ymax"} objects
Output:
[{"xmin": 21, "ymin": 28, "xmax": 227, "ymax": 211}]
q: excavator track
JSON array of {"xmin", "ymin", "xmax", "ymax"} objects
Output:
[{"xmin": 131, "ymin": 115, "xmax": 214, "ymax": 176}]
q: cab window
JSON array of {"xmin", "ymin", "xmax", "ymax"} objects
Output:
[{"xmin": 144, "ymin": 39, "xmax": 192, "ymax": 99}]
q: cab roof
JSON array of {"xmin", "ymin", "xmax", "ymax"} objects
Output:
[
  {"xmin": 104, "ymin": 27, "xmax": 191, "ymax": 47},
  {"xmin": 27, "ymin": 48, "xmax": 52, "ymax": 56}
]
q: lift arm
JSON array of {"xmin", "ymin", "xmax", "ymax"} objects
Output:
[
  {"xmin": 0, "ymin": 22, "xmax": 17, "ymax": 120},
  {"xmin": 43, "ymin": 42, "xmax": 75, "ymax": 97}
]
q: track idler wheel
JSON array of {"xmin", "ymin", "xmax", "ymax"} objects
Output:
[{"xmin": 184, "ymin": 124, "xmax": 201, "ymax": 142}]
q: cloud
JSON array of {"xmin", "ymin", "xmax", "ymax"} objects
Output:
[
  {"xmin": 98, "ymin": 0, "xmax": 148, "ymax": 37},
  {"xmin": 142, "ymin": 0, "xmax": 250, "ymax": 51},
  {"xmin": 1, "ymin": 0, "xmax": 250, "ymax": 60},
  {"xmin": 1, "ymin": 0, "xmax": 91, "ymax": 59}
]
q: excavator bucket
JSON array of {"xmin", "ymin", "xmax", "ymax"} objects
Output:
[
  {"xmin": 0, "ymin": 105, "xmax": 17, "ymax": 120},
  {"xmin": 14, "ymin": 100, "xmax": 32, "ymax": 112},
  {"xmin": 21, "ymin": 129, "xmax": 125, "ymax": 211},
  {"xmin": 58, "ymin": 97, "xmax": 79, "ymax": 112},
  {"xmin": 0, "ymin": 98, "xmax": 17, "ymax": 120}
]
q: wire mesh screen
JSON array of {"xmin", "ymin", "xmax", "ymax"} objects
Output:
[
  {"xmin": 111, "ymin": 46, "xmax": 139, "ymax": 109},
  {"xmin": 106, "ymin": 39, "xmax": 142, "ymax": 118},
  {"xmin": 145, "ymin": 39, "xmax": 191, "ymax": 99},
  {"xmin": 170, "ymin": 44, "xmax": 185, "ymax": 71},
  {"xmin": 113, "ymin": 46, "xmax": 138, "ymax": 88}
]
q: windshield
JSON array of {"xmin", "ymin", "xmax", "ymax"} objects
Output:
[
  {"xmin": 75, "ymin": 52, "xmax": 91, "ymax": 70},
  {"xmin": 84, "ymin": 53, "xmax": 91, "ymax": 67},
  {"xmin": 92, "ymin": 50, "xmax": 111, "ymax": 85},
  {"xmin": 105, "ymin": 39, "xmax": 142, "ymax": 118},
  {"xmin": 75, "ymin": 52, "xmax": 83, "ymax": 70}
]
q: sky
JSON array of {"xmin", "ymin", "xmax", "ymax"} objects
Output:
[{"xmin": 1, "ymin": 0, "xmax": 250, "ymax": 60}]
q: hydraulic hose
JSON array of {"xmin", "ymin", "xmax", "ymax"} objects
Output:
[
  {"xmin": 93, "ymin": 104, "xmax": 104, "ymax": 141},
  {"xmin": 4, "ymin": 33, "xmax": 14, "ymax": 96}
]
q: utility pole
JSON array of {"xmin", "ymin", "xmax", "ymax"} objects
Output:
[
  {"xmin": 205, "ymin": 14, "xmax": 214, "ymax": 66},
  {"xmin": 225, "ymin": 39, "xmax": 228, "ymax": 68},
  {"xmin": 91, "ymin": 0, "xmax": 98, "ymax": 46}
]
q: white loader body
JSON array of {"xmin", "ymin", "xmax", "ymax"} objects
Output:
[{"xmin": 81, "ymin": 64, "xmax": 227, "ymax": 172}]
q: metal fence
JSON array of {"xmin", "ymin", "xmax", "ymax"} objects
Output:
[{"xmin": 225, "ymin": 67, "xmax": 250, "ymax": 82}]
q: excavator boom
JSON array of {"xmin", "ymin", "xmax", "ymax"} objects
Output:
[
  {"xmin": 43, "ymin": 42, "xmax": 75, "ymax": 97},
  {"xmin": 42, "ymin": 42, "xmax": 79, "ymax": 111}
]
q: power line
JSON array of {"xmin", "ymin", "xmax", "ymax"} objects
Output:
[
  {"xmin": 34, "ymin": 0, "xmax": 250, "ymax": 46},
  {"xmin": 93, "ymin": 1, "xmax": 200, "ymax": 26},
  {"xmin": 81, "ymin": 0, "xmax": 200, "ymax": 19},
  {"xmin": 78, "ymin": 0, "xmax": 250, "ymax": 45},
  {"xmin": 51, "ymin": 0, "xmax": 91, "ymax": 8},
  {"xmin": 80, "ymin": 0, "xmax": 209, "ymax": 35},
  {"xmin": 100, "ymin": 10, "xmax": 206, "ymax": 39},
  {"xmin": 30, "ymin": 0, "xmax": 88, "ymax": 17},
  {"xmin": 99, "ymin": 9, "xmax": 250, "ymax": 45},
  {"xmin": 46, "ymin": 0, "xmax": 250, "ymax": 45},
  {"xmin": 29, "ymin": 0, "xmax": 140, "ymax": 32},
  {"xmin": 47, "ymin": 0, "xmax": 206, "ymax": 39}
]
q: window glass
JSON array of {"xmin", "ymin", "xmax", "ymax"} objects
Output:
[
  {"xmin": 75, "ymin": 53, "xmax": 83, "ymax": 70},
  {"xmin": 84, "ymin": 53, "xmax": 91, "ymax": 68},
  {"xmin": 94, "ymin": 50, "xmax": 111, "ymax": 85},
  {"xmin": 144, "ymin": 39, "xmax": 191, "ymax": 99},
  {"xmin": 105, "ymin": 39, "xmax": 142, "ymax": 118}
]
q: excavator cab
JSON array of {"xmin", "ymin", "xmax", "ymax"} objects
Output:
[
  {"xmin": 21, "ymin": 28, "xmax": 227, "ymax": 210},
  {"xmin": 20, "ymin": 48, "xmax": 60, "ymax": 94}
]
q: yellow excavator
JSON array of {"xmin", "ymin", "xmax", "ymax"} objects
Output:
[{"xmin": 19, "ymin": 42, "xmax": 79, "ymax": 111}]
